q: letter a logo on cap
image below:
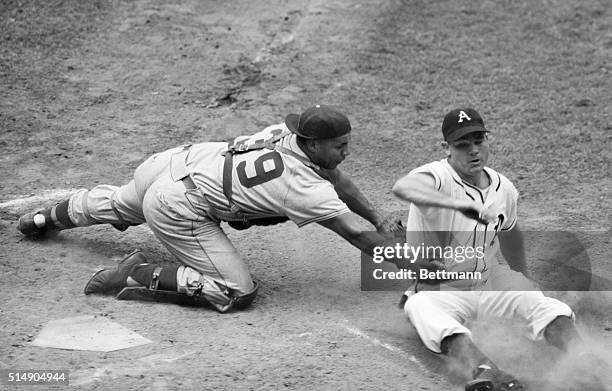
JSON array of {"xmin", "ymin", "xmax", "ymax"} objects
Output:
[{"xmin": 457, "ymin": 110, "xmax": 471, "ymax": 123}]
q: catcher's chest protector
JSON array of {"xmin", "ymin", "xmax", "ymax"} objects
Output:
[{"xmin": 221, "ymin": 128, "xmax": 321, "ymax": 222}]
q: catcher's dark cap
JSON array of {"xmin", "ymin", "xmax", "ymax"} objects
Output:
[
  {"xmin": 442, "ymin": 108, "xmax": 489, "ymax": 142},
  {"xmin": 285, "ymin": 104, "xmax": 351, "ymax": 140}
]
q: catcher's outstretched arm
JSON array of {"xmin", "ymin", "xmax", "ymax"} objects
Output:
[
  {"xmin": 320, "ymin": 167, "xmax": 384, "ymax": 229},
  {"xmin": 317, "ymin": 212, "xmax": 440, "ymax": 272}
]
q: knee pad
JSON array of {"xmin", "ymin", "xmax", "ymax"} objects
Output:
[
  {"xmin": 175, "ymin": 266, "xmax": 258, "ymax": 311},
  {"xmin": 176, "ymin": 266, "xmax": 234, "ymax": 312}
]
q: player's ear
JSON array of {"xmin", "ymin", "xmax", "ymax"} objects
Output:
[
  {"xmin": 308, "ymin": 139, "xmax": 321, "ymax": 153},
  {"xmin": 441, "ymin": 141, "xmax": 450, "ymax": 156}
]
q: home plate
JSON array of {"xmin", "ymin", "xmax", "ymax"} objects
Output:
[{"xmin": 31, "ymin": 315, "xmax": 152, "ymax": 352}]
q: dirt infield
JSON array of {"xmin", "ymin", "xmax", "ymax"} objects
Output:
[{"xmin": 1, "ymin": 0, "xmax": 611, "ymax": 390}]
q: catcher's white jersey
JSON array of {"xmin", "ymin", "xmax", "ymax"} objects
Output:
[
  {"xmin": 187, "ymin": 123, "xmax": 350, "ymax": 226},
  {"xmin": 405, "ymin": 159, "xmax": 519, "ymax": 281}
]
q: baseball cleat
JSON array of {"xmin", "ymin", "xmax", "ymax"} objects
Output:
[
  {"xmin": 17, "ymin": 210, "xmax": 54, "ymax": 236},
  {"xmin": 466, "ymin": 366, "xmax": 523, "ymax": 391},
  {"xmin": 84, "ymin": 250, "xmax": 147, "ymax": 295},
  {"xmin": 465, "ymin": 379, "xmax": 494, "ymax": 391}
]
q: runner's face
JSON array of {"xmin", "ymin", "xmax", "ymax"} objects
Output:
[
  {"xmin": 448, "ymin": 132, "xmax": 489, "ymax": 177},
  {"xmin": 312, "ymin": 134, "xmax": 351, "ymax": 169}
]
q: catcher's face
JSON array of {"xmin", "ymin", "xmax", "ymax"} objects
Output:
[
  {"xmin": 310, "ymin": 133, "xmax": 351, "ymax": 169},
  {"xmin": 446, "ymin": 132, "xmax": 490, "ymax": 178}
]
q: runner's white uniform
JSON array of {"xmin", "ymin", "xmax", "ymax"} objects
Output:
[
  {"xmin": 64, "ymin": 123, "xmax": 350, "ymax": 295},
  {"xmin": 402, "ymin": 159, "xmax": 573, "ymax": 353}
]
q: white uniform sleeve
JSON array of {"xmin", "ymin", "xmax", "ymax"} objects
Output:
[
  {"xmin": 409, "ymin": 161, "xmax": 448, "ymax": 194},
  {"xmin": 282, "ymin": 174, "xmax": 349, "ymax": 227},
  {"xmin": 403, "ymin": 161, "xmax": 455, "ymax": 222}
]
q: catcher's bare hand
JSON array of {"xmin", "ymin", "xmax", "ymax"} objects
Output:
[{"xmin": 376, "ymin": 212, "xmax": 405, "ymax": 238}]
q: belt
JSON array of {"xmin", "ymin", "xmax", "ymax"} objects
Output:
[{"xmin": 181, "ymin": 176, "xmax": 197, "ymax": 190}]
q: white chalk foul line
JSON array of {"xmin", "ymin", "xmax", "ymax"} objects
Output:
[
  {"xmin": 341, "ymin": 322, "xmax": 430, "ymax": 374},
  {"xmin": 0, "ymin": 188, "xmax": 79, "ymax": 211},
  {"xmin": 70, "ymin": 350, "xmax": 197, "ymax": 386}
]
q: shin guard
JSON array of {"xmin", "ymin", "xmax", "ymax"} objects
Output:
[{"xmin": 116, "ymin": 265, "xmax": 256, "ymax": 312}]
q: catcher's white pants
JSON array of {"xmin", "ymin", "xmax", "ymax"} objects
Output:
[
  {"xmin": 403, "ymin": 266, "xmax": 574, "ymax": 353},
  {"xmin": 64, "ymin": 147, "xmax": 255, "ymax": 295}
]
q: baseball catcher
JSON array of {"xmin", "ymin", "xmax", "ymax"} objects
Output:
[{"xmin": 18, "ymin": 105, "xmax": 415, "ymax": 312}]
